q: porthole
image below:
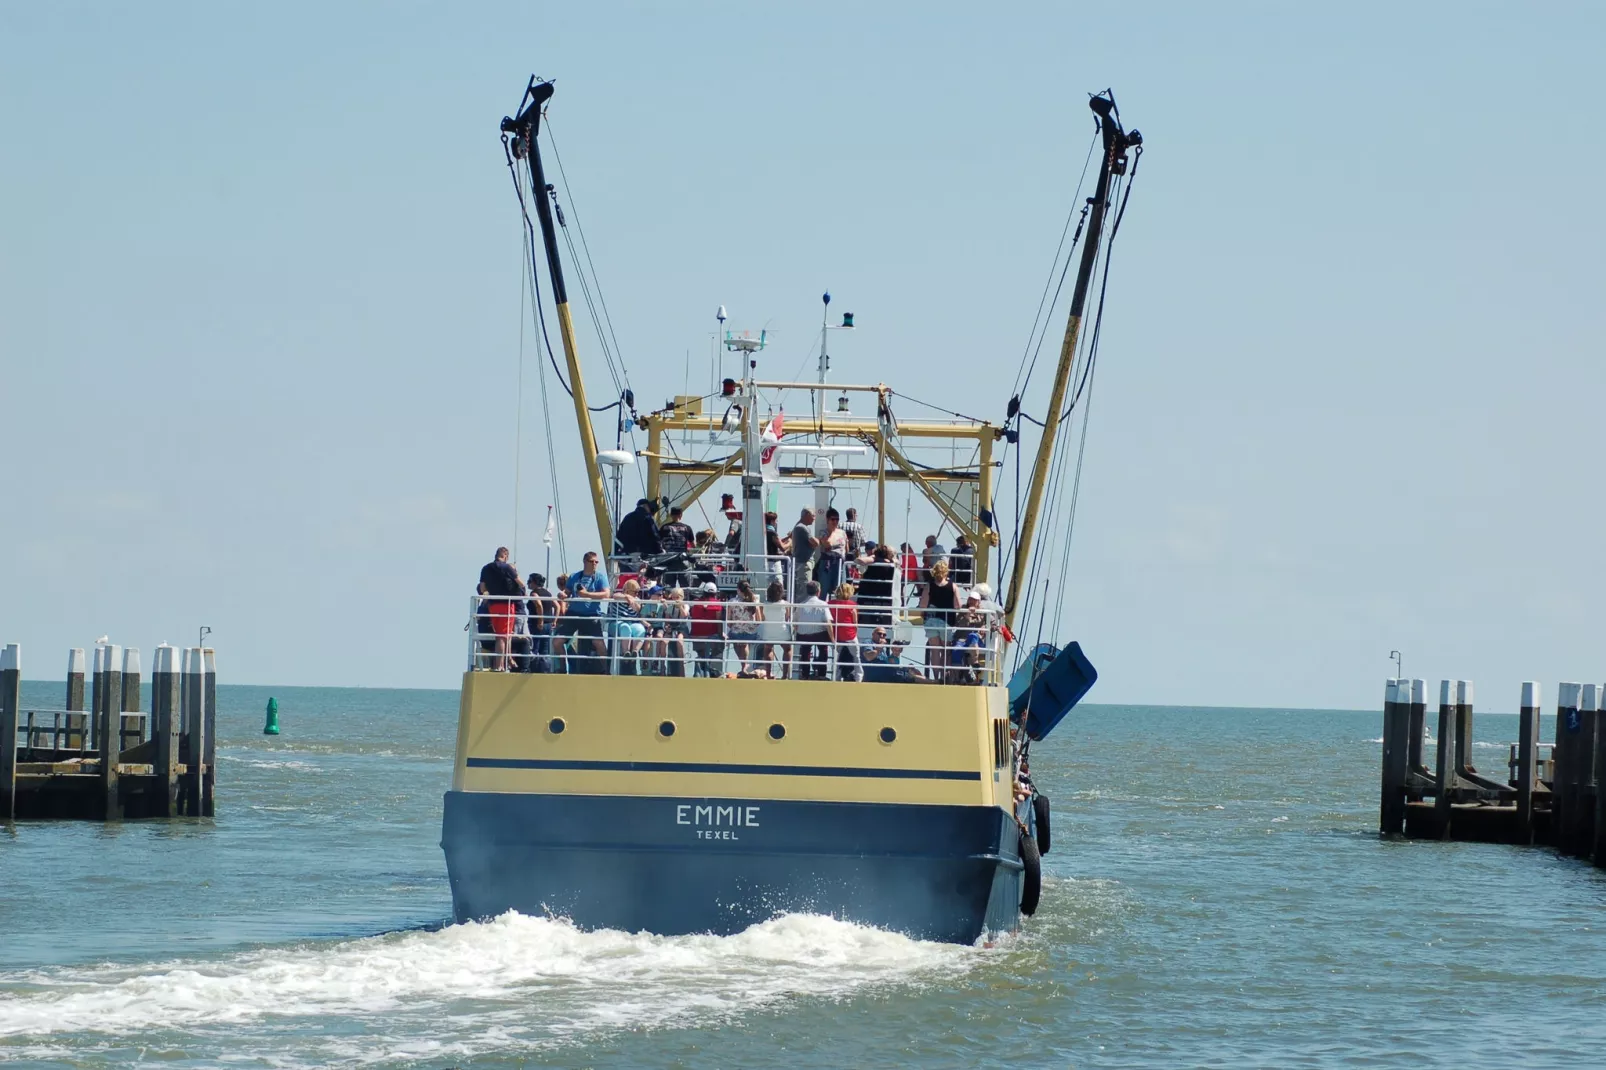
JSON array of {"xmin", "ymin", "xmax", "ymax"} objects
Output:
[
  {"xmin": 659, "ymin": 720, "xmax": 677, "ymax": 738},
  {"xmin": 548, "ymin": 717, "xmax": 566, "ymax": 735},
  {"xmin": 879, "ymin": 726, "xmax": 897, "ymax": 745},
  {"xmin": 768, "ymin": 723, "xmax": 786, "ymax": 741}
]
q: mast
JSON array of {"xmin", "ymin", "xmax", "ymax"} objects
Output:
[
  {"xmin": 1004, "ymin": 92, "xmax": 1140, "ymax": 636},
  {"xmin": 502, "ymin": 80, "xmax": 616, "ymax": 569},
  {"xmin": 816, "ymin": 291, "xmax": 830, "ymax": 423}
]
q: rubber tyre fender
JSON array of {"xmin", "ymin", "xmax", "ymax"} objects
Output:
[
  {"xmin": 1033, "ymin": 793, "xmax": 1051, "ymax": 856},
  {"xmin": 1018, "ymin": 828, "xmax": 1042, "ymax": 917}
]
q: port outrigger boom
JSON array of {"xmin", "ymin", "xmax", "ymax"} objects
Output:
[
  {"xmin": 1003, "ymin": 91, "xmax": 1141, "ymax": 636},
  {"xmin": 502, "ymin": 79, "xmax": 617, "ymax": 565}
]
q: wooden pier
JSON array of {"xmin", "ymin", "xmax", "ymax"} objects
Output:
[
  {"xmin": 1378, "ymin": 677, "xmax": 1606, "ymax": 865},
  {"xmin": 1, "ymin": 642, "xmax": 216, "ymax": 820}
]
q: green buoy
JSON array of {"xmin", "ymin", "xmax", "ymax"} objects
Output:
[{"xmin": 263, "ymin": 696, "xmax": 280, "ymax": 735}]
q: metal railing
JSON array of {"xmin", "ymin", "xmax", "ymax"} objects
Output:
[
  {"xmin": 465, "ymin": 591, "xmax": 1004, "ymax": 685},
  {"xmin": 11, "ymin": 709, "xmax": 150, "ymax": 762}
]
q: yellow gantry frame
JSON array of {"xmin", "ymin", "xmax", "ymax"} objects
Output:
[{"xmin": 639, "ymin": 405, "xmax": 1002, "ymax": 582}]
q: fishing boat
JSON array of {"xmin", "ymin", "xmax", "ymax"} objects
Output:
[{"xmin": 441, "ymin": 78, "xmax": 1142, "ymax": 943}]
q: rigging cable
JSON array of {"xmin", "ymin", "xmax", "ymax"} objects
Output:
[
  {"xmin": 502, "ymin": 134, "xmax": 621, "ymax": 414},
  {"xmin": 521, "ymin": 190, "xmax": 568, "ymax": 569},
  {"xmin": 1010, "ymin": 127, "xmax": 1100, "ymax": 405},
  {"xmin": 513, "ymin": 229, "xmax": 526, "ymax": 563},
  {"xmin": 1015, "ymin": 174, "xmax": 1121, "ymax": 662},
  {"xmin": 544, "ymin": 118, "xmax": 632, "ymax": 396},
  {"xmin": 1047, "ymin": 147, "xmax": 1140, "ymax": 641},
  {"xmin": 993, "ymin": 132, "xmax": 1098, "ymax": 601}
]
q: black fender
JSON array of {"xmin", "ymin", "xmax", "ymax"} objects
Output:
[{"xmin": 1018, "ymin": 828, "xmax": 1042, "ymax": 917}]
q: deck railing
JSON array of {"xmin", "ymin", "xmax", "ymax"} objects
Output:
[{"xmin": 465, "ymin": 591, "xmax": 1004, "ymax": 685}]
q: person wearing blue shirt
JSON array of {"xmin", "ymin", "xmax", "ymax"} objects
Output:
[{"xmin": 564, "ymin": 551, "xmax": 612, "ymax": 672}]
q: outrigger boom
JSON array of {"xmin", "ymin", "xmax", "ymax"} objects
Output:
[
  {"xmin": 1003, "ymin": 91, "xmax": 1141, "ymax": 636},
  {"xmin": 502, "ymin": 79, "xmax": 616, "ymax": 565}
]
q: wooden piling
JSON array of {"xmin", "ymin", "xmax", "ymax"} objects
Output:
[
  {"xmin": 1454, "ymin": 680, "xmax": 1475, "ymax": 776},
  {"xmin": 1553, "ymin": 682, "xmax": 1583, "ymax": 854},
  {"xmin": 1515, "ymin": 681, "xmax": 1541, "ymax": 845},
  {"xmin": 121, "ymin": 647, "xmax": 142, "ymax": 753},
  {"xmin": 1380, "ymin": 679, "xmax": 1408, "ymax": 836},
  {"xmin": 151, "ymin": 644, "xmax": 180, "ymax": 818},
  {"xmin": 1, "ymin": 644, "xmax": 19, "ymax": 820},
  {"xmin": 1568, "ymin": 683, "xmax": 1600, "ymax": 857},
  {"xmin": 65, "ymin": 647, "xmax": 86, "ymax": 751},
  {"xmin": 202, "ymin": 648, "xmax": 216, "ymax": 816},
  {"xmin": 180, "ymin": 647, "xmax": 206, "ymax": 816},
  {"xmin": 1593, "ymin": 694, "xmax": 1606, "ymax": 866},
  {"xmin": 1406, "ymin": 678, "xmax": 1428, "ymax": 793},
  {"xmin": 1433, "ymin": 679, "xmax": 1457, "ymax": 837},
  {"xmin": 94, "ymin": 644, "xmax": 123, "ymax": 819}
]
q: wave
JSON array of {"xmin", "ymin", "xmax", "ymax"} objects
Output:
[{"xmin": 0, "ymin": 912, "xmax": 977, "ymax": 1054}]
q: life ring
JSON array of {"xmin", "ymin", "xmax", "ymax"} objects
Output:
[
  {"xmin": 1033, "ymin": 793, "xmax": 1051, "ymax": 855},
  {"xmin": 1019, "ymin": 828, "xmax": 1042, "ymax": 916}
]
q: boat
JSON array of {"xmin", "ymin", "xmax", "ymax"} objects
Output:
[{"xmin": 441, "ymin": 77, "xmax": 1142, "ymax": 943}]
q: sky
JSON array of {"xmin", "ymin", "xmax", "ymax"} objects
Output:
[{"xmin": 2, "ymin": 3, "xmax": 1602, "ymax": 707}]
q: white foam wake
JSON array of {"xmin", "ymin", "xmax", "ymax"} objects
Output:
[{"xmin": 0, "ymin": 912, "xmax": 976, "ymax": 1052}]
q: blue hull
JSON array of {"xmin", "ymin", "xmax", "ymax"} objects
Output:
[{"xmin": 441, "ymin": 791, "xmax": 1023, "ymax": 944}]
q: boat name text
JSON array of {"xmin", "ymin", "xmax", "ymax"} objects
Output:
[{"xmin": 677, "ymin": 803, "xmax": 760, "ymax": 840}]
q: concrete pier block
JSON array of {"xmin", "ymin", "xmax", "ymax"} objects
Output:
[
  {"xmin": 1434, "ymin": 679, "xmax": 1456, "ymax": 837},
  {"xmin": 1, "ymin": 644, "xmax": 19, "ymax": 820}
]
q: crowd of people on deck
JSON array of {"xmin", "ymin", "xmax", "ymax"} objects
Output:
[{"xmin": 471, "ymin": 504, "xmax": 995, "ymax": 683}]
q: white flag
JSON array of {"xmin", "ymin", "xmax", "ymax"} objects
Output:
[{"xmin": 542, "ymin": 508, "xmax": 556, "ymax": 547}]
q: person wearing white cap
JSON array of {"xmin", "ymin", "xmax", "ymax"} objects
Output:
[{"xmin": 688, "ymin": 581, "xmax": 727, "ymax": 677}]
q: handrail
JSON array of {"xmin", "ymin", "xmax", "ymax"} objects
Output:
[{"xmin": 465, "ymin": 591, "xmax": 1005, "ymax": 684}]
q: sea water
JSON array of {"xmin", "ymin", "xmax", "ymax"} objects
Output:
[{"xmin": 2, "ymin": 683, "xmax": 1604, "ymax": 1068}]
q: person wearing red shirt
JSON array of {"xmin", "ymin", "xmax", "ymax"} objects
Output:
[
  {"xmin": 829, "ymin": 582, "xmax": 863, "ymax": 682},
  {"xmin": 688, "ymin": 581, "xmax": 727, "ymax": 677}
]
